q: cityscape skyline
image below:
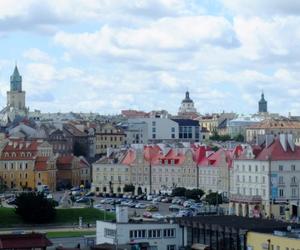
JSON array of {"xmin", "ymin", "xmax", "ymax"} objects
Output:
[{"xmin": 0, "ymin": 0, "xmax": 299, "ymax": 115}]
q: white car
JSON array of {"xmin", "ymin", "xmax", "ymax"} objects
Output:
[
  {"xmin": 152, "ymin": 213, "xmax": 164, "ymax": 220},
  {"xmin": 135, "ymin": 203, "xmax": 147, "ymax": 209}
]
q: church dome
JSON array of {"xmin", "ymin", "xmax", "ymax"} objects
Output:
[{"xmin": 182, "ymin": 91, "xmax": 193, "ymax": 103}]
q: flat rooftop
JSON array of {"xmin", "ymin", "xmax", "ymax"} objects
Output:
[{"xmin": 177, "ymin": 215, "xmax": 294, "ymax": 233}]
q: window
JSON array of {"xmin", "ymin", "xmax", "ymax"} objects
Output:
[
  {"xmin": 152, "ymin": 121, "xmax": 156, "ymax": 126},
  {"xmin": 279, "ymin": 165, "xmax": 283, "ymax": 171},
  {"xmin": 291, "ymin": 176, "xmax": 296, "ymax": 184},
  {"xmin": 148, "ymin": 229, "xmax": 161, "ymax": 238},
  {"xmin": 291, "ymin": 165, "xmax": 296, "ymax": 171},
  {"xmin": 152, "ymin": 127, "xmax": 156, "ymax": 133},
  {"xmin": 167, "ymin": 245, "xmax": 176, "ymax": 250},
  {"xmin": 279, "ymin": 189, "xmax": 284, "ymax": 197},
  {"xmin": 152, "ymin": 134, "xmax": 156, "ymax": 139},
  {"xmin": 279, "ymin": 176, "xmax": 284, "ymax": 184},
  {"xmin": 104, "ymin": 228, "xmax": 116, "ymax": 238},
  {"xmin": 171, "ymin": 127, "xmax": 175, "ymax": 133},
  {"xmin": 292, "ymin": 188, "xmax": 297, "ymax": 197},
  {"xmin": 129, "ymin": 230, "xmax": 146, "ymax": 239},
  {"xmin": 255, "ymin": 165, "xmax": 258, "ymax": 172},
  {"xmin": 248, "ymin": 165, "xmax": 251, "ymax": 172},
  {"xmin": 163, "ymin": 229, "xmax": 176, "ymax": 238}
]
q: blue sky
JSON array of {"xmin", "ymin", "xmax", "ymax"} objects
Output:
[{"xmin": 0, "ymin": 0, "xmax": 300, "ymax": 115}]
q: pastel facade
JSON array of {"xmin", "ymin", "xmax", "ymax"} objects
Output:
[{"xmin": 231, "ymin": 134, "xmax": 300, "ymax": 219}]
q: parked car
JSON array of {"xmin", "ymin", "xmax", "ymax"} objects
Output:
[
  {"xmin": 146, "ymin": 205, "xmax": 159, "ymax": 212},
  {"xmin": 152, "ymin": 213, "xmax": 164, "ymax": 220},
  {"xmin": 169, "ymin": 204, "xmax": 181, "ymax": 212},
  {"xmin": 84, "ymin": 191, "xmax": 95, "ymax": 197},
  {"xmin": 143, "ymin": 211, "xmax": 152, "ymax": 218},
  {"xmin": 6, "ymin": 197, "xmax": 16, "ymax": 205},
  {"xmin": 176, "ymin": 209, "xmax": 193, "ymax": 217},
  {"xmin": 135, "ymin": 203, "xmax": 147, "ymax": 209},
  {"xmin": 75, "ymin": 197, "xmax": 90, "ymax": 204},
  {"xmin": 161, "ymin": 197, "xmax": 172, "ymax": 203},
  {"xmin": 94, "ymin": 204, "xmax": 105, "ymax": 210}
]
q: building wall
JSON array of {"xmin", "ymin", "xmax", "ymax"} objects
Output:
[
  {"xmin": 95, "ymin": 123, "xmax": 125, "ymax": 155},
  {"xmin": 0, "ymin": 160, "xmax": 35, "ymax": 190},
  {"xmin": 7, "ymin": 91, "xmax": 26, "ymax": 110},
  {"xmin": 129, "ymin": 118, "xmax": 179, "ymax": 142},
  {"xmin": 96, "ymin": 220, "xmax": 182, "ymax": 250},
  {"xmin": 246, "ymin": 232, "xmax": 300, "ymax": 250}
]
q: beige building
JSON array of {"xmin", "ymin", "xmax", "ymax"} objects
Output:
[
  {"xmin": 0, "ymin": 139, "xmax": 57, "ymax": 191},
  {"xmin": 197, "ymin": 114, "xmax": 219, "ymax": 134},
  {"xmin": 95, "ymin": 123, "xmax": 125, "ymax": 155},
  {"xmin": 246, "ymin": 118, "xmax": 300, "ymax": 145}
]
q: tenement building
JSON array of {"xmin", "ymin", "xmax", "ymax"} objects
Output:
[{"xmin": 230, "ymin": 134, "xmax": 300, "ymax": 219}]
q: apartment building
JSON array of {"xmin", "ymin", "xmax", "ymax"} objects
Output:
[{"xmin": 230, "ymin": 134, "xmax": 300, "ymax": 219}]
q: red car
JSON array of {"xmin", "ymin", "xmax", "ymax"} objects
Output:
[{"xmin": 143, "ymin": 211, "xmax": 152, "ymax": 218}]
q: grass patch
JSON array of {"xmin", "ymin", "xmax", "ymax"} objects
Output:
[
  {"xmin": 0, "ymin": 207, "xmax": 115, "ymax": 227},
  {"xmin": 55, "ymin": 208, "xmax": 115, "ymax": 224},
  {"xmin": 47, "ymin": 230, "xmax": 96, "ymax": 238},
  {"xmin": 0, "ymin": 207, "xmax": 21, "ymax": 227}
]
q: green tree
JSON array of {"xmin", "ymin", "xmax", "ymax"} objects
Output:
[
  {"xmin": 15, "ymin": 192, "xmax": 56, "ymax": 223},
  {"xmin": 234, "ymin": 133, "xmax": 244, "ymax": 142},
  {"xmin": 185, "ymin": 189, "xmax": 205, "ymax": 200},
  {"xmin": 172, "ymin": 187, "xmax": 186, "ymax": 197},
  {"xmin": 73, "ymin": 141, "xmax": 86, "ymax": 157},
  {"xmin": 123, "ymin": 184, "xmax": 135, "ymax": 193},
  {"xmin": 205, "ymin": 192, "xmax": 223, "ymax": 205}
]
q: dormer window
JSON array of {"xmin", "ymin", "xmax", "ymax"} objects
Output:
[
  {"xmin": 21, "ymin": 152, "xmax": 25, "ymax": 157},
  {"xmin": 12, "ymin": 152, "xmax": 16, "ymax": 158}
]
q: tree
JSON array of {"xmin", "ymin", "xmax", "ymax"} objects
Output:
[
  {"xmin": 172, "ymin": 187, "xmax": 186, "ymax": 197},
  {"xmin": 205, "ymin": 192, "xmax": 223, "ymax": 205},
  {"xmin": 185, "ymin": 189, "xmax": 205, "ymax": 200},
  {"xmin": 123, "ymin": 184, "xmax": 135, "ymax": 193},
  {"xmin": 73, "ymin": 141, "xmax": 86, "ymax": 157},
  {"xmin": 15, "ymin": 192, "xmax": 56, "ymax": 223},
  {"xmin": 234, "ymin": 133, "xmax": 244, "ymax": 142}
]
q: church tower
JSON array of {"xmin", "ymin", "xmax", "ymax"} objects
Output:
[
  {"xmin": 7, "ymin": 65, "xmax": 26, "ymax": 110},
  {"xmin": 258, "ymin": 92, "xmax": 267, "ymax": 113}
]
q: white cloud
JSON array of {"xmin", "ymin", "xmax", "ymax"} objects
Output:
[
  {"xmin": 23, "ymin": 48, "xmax": 54, "ymax": 63},
  {"xmin": 221, "ymin": 0, "xmax": 300, "ymax": 16}
]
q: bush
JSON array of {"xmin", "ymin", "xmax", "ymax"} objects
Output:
[
  {"xmin": 205, "ymin": 192, "xmax": 223, "ymax": 205},
  {"xmin": 172, "ymin": 187, "xmax": 186, "ymax": 197},
  {"xmin": 185, "ymin": 189, "xmax": 204, "ymax": 200},
  {"xmin": 15, "ymin": 192, "xmax": 56, "ymax": 223}
]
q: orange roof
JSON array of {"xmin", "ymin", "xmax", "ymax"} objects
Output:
[
  {"xmin": 122, "ymin": 149, "xmax": 136, "ymax": 165},
  {"xmin": 35, "ymin": 156, "xmax": 49, "ymax": 171},
  {"xmin": 57, "ymin": 155, "xmax": 74, "ymax": 165}
]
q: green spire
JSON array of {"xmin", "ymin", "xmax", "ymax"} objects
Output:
[{"xmin": 10, "ymin": 65, "xmax": 22, "ymax": 91}]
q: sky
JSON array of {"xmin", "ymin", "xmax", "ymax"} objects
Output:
[{"xmin": 0, "ymin": 0, "xmax": 300, "ymax": 115}]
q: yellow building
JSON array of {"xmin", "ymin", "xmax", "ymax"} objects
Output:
[
  {"xmin": 95, "ymin": 123, "xmax": 125, "ymax": 155},
  {"xmin": 247, "ymin": 231, "xmax": 300, "ymax": 250},
  {"xmin": 0, "ymin": 139, "xmax": 57, "ymax": 191}
]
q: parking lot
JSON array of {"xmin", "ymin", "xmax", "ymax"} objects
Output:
[{"xmin": 1, "ymin": 190, "xmax": 227, "ymax": 220}]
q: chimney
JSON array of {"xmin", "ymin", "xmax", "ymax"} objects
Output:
[
  {"xmin": 287, "ymin": 134, "xmax": 295, "ymax": 151},
  {"xmin": 265, "ymin": 134, "xmax": 274, "ymax": 148},
  {"xmin": 279, "ymin": 134, "xmax": 287, "ymax": 151}
]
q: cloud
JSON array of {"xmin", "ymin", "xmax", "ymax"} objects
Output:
[
  {"xmin": 23, "ymin": 48, "xmax": 54, "ymax": 63},
  {"xmin": 221, "ymin": 0, "xmax": 300, "ymax": 17}
]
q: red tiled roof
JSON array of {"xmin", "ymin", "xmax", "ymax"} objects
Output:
[
  {"xmin": 0, "ymin": 140, "xmax": 39, "ymax": 160},
  {"xmin": 35, "ymin": 156, "xmax": 49, "ymax": 171},
  {"xmin": 122, "ymin": 149, "xmax": 136, "ymax": 165},
  {"xmin": 0, "ymin": 233, "xmax": 52, "ymax": 248},
  {"xmin": 57, "ymin": 155, "xmax": 74, "ymax": 165},
  {"xmin": 255, "ymin": 139, "xmax": 300, "ymax": 161}
]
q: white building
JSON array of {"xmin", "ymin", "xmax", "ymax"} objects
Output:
[
  {"xmin": 230, "ymin": 134, "xmax": 300, "ymax": 220},
  {"xmin": 96, "ymin": 207, "xmax": 182, "ymax": 250},
  {"xmin": 128, "ymin": 118, "xmax": 179, "ymax": 143}
]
